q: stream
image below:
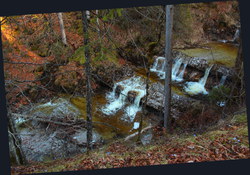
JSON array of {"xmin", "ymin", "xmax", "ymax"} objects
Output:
[{"xmin": 13, "ymin": 41, "xmax": 238, "ymax": 162}]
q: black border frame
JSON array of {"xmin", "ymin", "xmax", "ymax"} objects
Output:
[{"xmin": 1, "ymin": 0, "xmax": 249, "ymax": 175}]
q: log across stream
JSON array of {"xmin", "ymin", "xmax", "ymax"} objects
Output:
[{"xmin": 12, "ymin": 42, "xmax": 238, "ymax": 162}]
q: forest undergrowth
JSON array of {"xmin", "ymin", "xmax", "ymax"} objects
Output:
[{"xmin": 11, "ymin": 109, "xmax": 250, "ymax": 175}]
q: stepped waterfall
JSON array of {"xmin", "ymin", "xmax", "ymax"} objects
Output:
[
  {"xmin": 150, "ymin": 57, "xmax": 187, "ymax": 82},
  {"xmin": 184, "ymin": 65, "xmax": 213, "ymax": 95},
  {"xmin": 101, "ymin": 76, "xmax": 146, "ymax": 122}
]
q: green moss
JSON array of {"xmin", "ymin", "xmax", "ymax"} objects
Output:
[
  {"xmin": 236, "ymin": 127, "xmax": 249, "ymax": 137},
  {"xmin": 172, "ymin": 86, "xmax": 186, "ymax": 96},
  {"xmin": 206, "ymin": 130, "xmax": 228, "ymax": 140},
  {"xmin": 69, "ymin": 46, "xmax": 86, "ymax": 64},
  {"xmin": 231, "ymin": 113, "xmax": 248, "ymax": 124},
  {"xmin": 208, "ymin": 85, "xmax": 230, "ymax": 103},
  {"xmin": 70, "ymin": 45, "xmax": 118, "ymax": 65}
]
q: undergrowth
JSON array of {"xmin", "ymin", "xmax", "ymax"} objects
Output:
[{"xmin": 11, "ymin": 110, "xmax": 249, "ymax": 175}]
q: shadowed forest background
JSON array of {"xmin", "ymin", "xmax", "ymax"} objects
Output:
[{"xmin": 1, "ymin": 1, "xmax": 249, "ymax": 174}]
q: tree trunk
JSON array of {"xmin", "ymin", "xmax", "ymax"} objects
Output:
[
  {"xmin": 96, "ymin": 10, "xmax": 101, "ymax": 39},
  {"xmin": 86, "ymin": 10, "xmax": 91, "ymax": 19},
  {"xmin": 137, "ymin": 54, "xmax": 150, "ymax": 143},
  {"xmin": 57, "ymin": 13, "xmax": 67, "ymax": 46},
  {"xmin": 232, "ymin": 34, "xmax": 244, "ymax": 105},
  {"xmin": 163, "ymin": 5, "xmax": 174, "ymax": 130},
  {"xmin": 235, "ymin": 33, "xmax": 243, "ymax": 72},
  {"xmin": 8, "ymin": 111, "xmax": 27, "ymax": 165},
  {"xmin": 82, "ymin": 11, "xmax": 93, "ymax": 152}
]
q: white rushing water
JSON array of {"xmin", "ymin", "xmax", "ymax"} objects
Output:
[
  {"xmin": 233, "ymin": 28, "xmax": 240, "ymax": 42},
  {"xmin": 101, "ymin": 76, "xmax": 146, "ymax": 122},
  {"xmin": 150, "ymin": 57, "xmax": 187, "ymax": 82},
  {"xmin": 214, "ymin": 74, "xmax": 227, "ymax": 88},
  {"xmin": 219, "ymin": 75, "xmax": 227, "ymax": 86},
  {"xmin": 184, "ymin": 65, "xmax": 213, "ymax": 95},
  {"xmin": 150, "ymin": 57, "xmax": 166, "ymax": 79}
]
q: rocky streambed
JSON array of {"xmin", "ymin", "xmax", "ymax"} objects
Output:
[{"xmin": 10, "ymin": 42, "xmax": 238, "ymax": 163}]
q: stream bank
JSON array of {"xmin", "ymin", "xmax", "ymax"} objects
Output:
[{"xmin": 11, "ymin": 41, "xmax": 239, "ymax": 164}]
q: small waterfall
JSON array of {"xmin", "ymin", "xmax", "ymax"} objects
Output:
[
  {"xmin": 199, "ymin": 65, "xmax": 213, "ymax": 86},
  {"xmin": 150, "ymin": 57, "xmax": 187, "ymax": 82},
  {"xmin": 214, "ymin": 74, "xmax": 227, "ymax": 89},
  {"xmin": 219, "ymin": 75, "xmax": 227, "ymax": 86},
  {"xmin": 218, "ymin": 39, "xmax": 228, "ymax": 43},
  {"xmin": 101, "ymin": 76, "xmax": 146, "ymax": 122},
  {"xmin": 171, "ymin": 58, "xmax": 183, "ymax": 81},
  {"xmin": 175, "ymin": 62, "xmax": 187, "ymax": 82},
  {"xmin": 150, "ymin": 57, "xmax": 166, "ymax": 79},
  {"xmin": 184, "ymin": 65, "xmax": 213, "ymax": 95},
  {"xmin": 233, "ymin": 28, "xmax": 240, "ymax": 42}
]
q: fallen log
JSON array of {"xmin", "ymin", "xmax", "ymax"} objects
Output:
[{"xmin": 124, "ymin": 124, "xmax": 153, "ymax": 142}]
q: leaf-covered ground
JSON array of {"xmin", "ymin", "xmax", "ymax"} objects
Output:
[{"xmin": 11, "ymin": 111, "xmax": 250, "ymax": 175}]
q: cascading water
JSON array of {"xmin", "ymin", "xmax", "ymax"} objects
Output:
[
  {"xmin": 184, "ymin": 65, "xmax": 213, "ymax": 95},
  {"xmin": 150, "ymin": 57, "xmax": 166, "ymax": 79},
  {"xmin": 101, "ymin": 76, "xmax": 146, "ymax": 122},
  {"xmin": 214, "ymin": 74, "xmax": 228, "ymax": 107},
  {"xmin": 219, "ymin": 75, "xmax": 227, "ymax": 86},
  {"xmin": 233, "ymin": 28, "xmax": 240, "ymax": 42},
  {"xmin": 173, "ymin": 62, "xmax": 188, "ymax": 82},
  {"xmin": 215, "ymin": 74, "xmax": 227, "ymax": 88},
  {"xmin": 150, "ymin": 57, "xmax": 187, "ymax": 82},
  {"xmin": 171, "ymin": 58, "xmax": 183, "ymax": 81}
]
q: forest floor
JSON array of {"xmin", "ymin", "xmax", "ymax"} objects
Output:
[{"xmin": 11, "ymin": 109, "xmax": 250, "ymax": 175}]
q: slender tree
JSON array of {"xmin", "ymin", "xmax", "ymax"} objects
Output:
[
  {"xmin": 231, "ymin": 31, "xmax": 244, "ymax": 105},
  {"xmin": 8, "ymin": 109, "xmax": 27, "ymax": 165},
  {"xmin": 163, "ymin": 5, "xmax": 174, "ymax": 130},
  {"xmin": 96, "ymin": 10, "xmax": 101, "ymax": 39},
  {"xmin": 57, "ymin": 13, "xmax": 67, "ymax": 46},
  {"xmin": 82, "ymin": 10, "xmax": 92, "ymax": 151}
]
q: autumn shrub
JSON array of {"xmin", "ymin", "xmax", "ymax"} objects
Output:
[
  {"xmin": 173, "ymin": 105, "xmax": 220, "ymax": 131},
  {"xmin": 49, "ymin": 41, "xmax": 73, "ymax": 60}
]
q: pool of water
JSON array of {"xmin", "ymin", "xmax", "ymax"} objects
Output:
[{"xmin": 177, "ymin": 42, "xmax": 238, "ymax": 67}]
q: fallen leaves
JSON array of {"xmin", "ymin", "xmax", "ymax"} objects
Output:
[{"xmin": 11, "ymin": 115, "xmax": 250, "ymax": 175}]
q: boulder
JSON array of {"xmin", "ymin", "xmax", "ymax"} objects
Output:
[
  {"xmin": 146, "ymin": 82, "xmax": 201, "ymax": 116},
  {"xmin": 184, "ymin": 70, "xmax": 203, "ymax": 82},
  {"xmin": 115, "ymin": 85, "xmax": 124, "ymax": 98},
  {"xmin": 187, "ymin": 57, "xmax": 209, "ymax": 71},
  {"xmin": 71, "ymin": 129, "xmax": 102, "ymax": 145},
  {"xmin": 92, "ymin": 60, "xmax": 134, "ymax": 88},
  {"xmin": 26, "ymin": 98, "xmax": 81, "ymax": 122},
  {"xmin": 127, "ymin": 91, "xmax": 138, "ymax": 104}
]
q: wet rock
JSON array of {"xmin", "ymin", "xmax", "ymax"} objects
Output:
[
  {"xmin": 92, "ymin": 60, "xmax": 134, "ymax": 88},
  {"xmin": 188, "ymin": 57, "xmax": 209, "ymax": 71},
  {"xmin": 115, "ymin": 85, "xmax": 124, "ymax": 98},
  {"xmin": 19, "ymin": 128, "xmax": 84, "ymax": 162},
  {"xmin": 140, "ymin": 129, "xmax": 153, "ymax": 146},
  {"xmin": 127, "ymin": 91, "xmax": 138, "ymax": 104},
  {"xmin": 146, "ymin": 82, "xmax": 164, "ymax": 111},
  {"xmin": 146, "ymin": 82, "xmax": 200, "ymax": 114},
  {"xmin": 15, "ymin": 98, "xmax": 103, "ymax": 162},
  {"xmin": 28, "ymin": 98, "xmax": 81, "ymax": 121},
  {"xmin": 172, "ymin": 50, "xmax": 192, "ymax": 60},
  {"xmin": 71, "ymin": 129, "xmax": 102, "ymax": 145},
  {"xmin": 212, "ymin": 64, "xmax": 234, "ymax": 78},
  {"xmin": 185, "ymin": 70, "xmax": 203, "ymax": 82}
]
